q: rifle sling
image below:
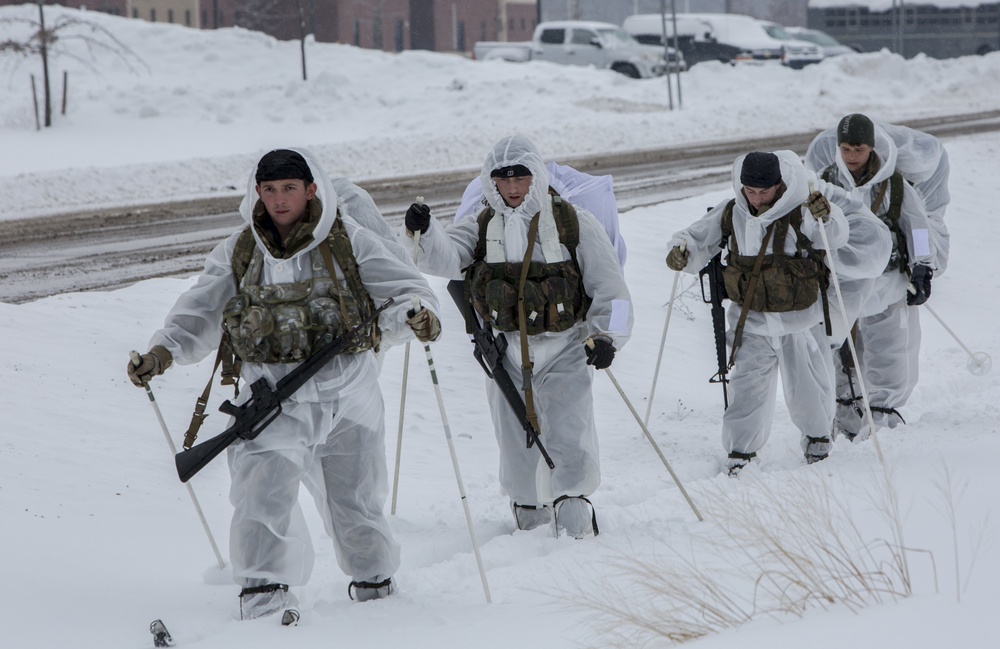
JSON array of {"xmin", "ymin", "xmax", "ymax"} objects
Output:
[
  {"xmin": 517, "ymin": 214, "xmax": 542, "ymax": 443},
  {"xmin": 728, "ymin": 221, "xmax": 777, "ymax": 369}
]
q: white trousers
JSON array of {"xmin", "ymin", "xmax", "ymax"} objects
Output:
[{"xmin": 722, "ymin": 323, "xmax": 836, "ymax": 456}]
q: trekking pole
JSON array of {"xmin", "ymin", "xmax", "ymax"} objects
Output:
[
  {"xmin": 411, "ymin": 297, "xmax": 493, "ymax": 604},
  {"xmin": 909, "ymin": 287, "xmax": 992, "ymax": 376},
  {"xmin": 402, "ymin": 202, "xmax": 493, "ymax": 604},
  {"xmin": 587, "ymin": 342, "xmax": 702, "ymax": 521},
  {"xmin": 811, "ymin": 205, "xmax": 885, "ymax": 465},
  {"xmin": 130, "ymin": 351, "xmax": 226, "ymax": 569},
  {"xmin": 390, "ymin": 195, "xmax": 425, "ymax": 515},
  {"xmin": 644, "ymin": 267, "xmax": 683, "ymax": 428}
]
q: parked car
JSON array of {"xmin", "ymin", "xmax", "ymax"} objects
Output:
[
  {"xmin": 623, "ymin": 13, "xmax": 820, "ymax": 69},
  {"xmin": 757, "ymin": 21, "xmax": 825, "ymax": 68},
  {"xmin": 473, "ymin": 20, "xmax": 683, "ymax": 79},
  {"xmin": 784, "ymin": 26, "xmax": 858, "ymax": 58}
]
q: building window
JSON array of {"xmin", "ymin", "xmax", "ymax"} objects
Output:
[
  {"xmin": 373, "ymin": 20, "xmax": 382, "ymax": 49},
  {"xmin": 151, "ymin": 8, "xmax": 156, "ymax": 22},
  {"xmin": 132, "ymin": 8, "xmax": 138, "ymax": 18},
  {"xmin": 457, "ymin": 21, "xmax": 466, "ymax": 51},
  {"xmin": 202, "ymin": 10, "xmax": 208, "ymax": 26},
  {"xmin": 354, "ymin": 20, "xmax": 361, "ymax": 46},
  {"xmin": 168, "ymin": 9, "xmax": 174, "ymax": 23},
  {"xmin": 395, "ymin": 20, "xmax": 404, "ymax": 52},
  {"xmin": 185, "ymin": 10, "xmax": 191, "ymax": 26}
]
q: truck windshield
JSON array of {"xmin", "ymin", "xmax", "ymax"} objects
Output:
[{"xmin": 596, "ymin": 28, "xmax": 639, "ymax": 47}]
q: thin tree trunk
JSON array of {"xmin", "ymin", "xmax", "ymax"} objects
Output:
[{"xmin": 38, "ymin": 1, "xmax": 52, "ymax": 127}]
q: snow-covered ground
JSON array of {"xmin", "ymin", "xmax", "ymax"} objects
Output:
[{"xmin": 1, "ymin": 6, "xmax": 997, "ymax": 649}]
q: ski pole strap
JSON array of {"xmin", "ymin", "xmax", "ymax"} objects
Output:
[
  {"xmin": 728, "ymin": 221, "xmax": 777, "ymax": 369},
  {"xmin": 517, "ymin": 214, "xmax": 542, "ymax": 445}
]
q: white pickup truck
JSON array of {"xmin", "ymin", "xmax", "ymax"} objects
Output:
[{"xmin": 473, "ymin": 20, "xmax": 684, "ymax": 79}]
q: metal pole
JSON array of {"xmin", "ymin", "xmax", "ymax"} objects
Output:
[
  {"xmin": 643, "ymin": 271, "xmax": 681, "ymax": 428},
  {"xmin": 671, "ymin": 0, "xmax": 682, "ymax": 107},
  {"xmin": 130, "ymin": 352, "xmax": 226, "ymax": 569},
  {"xmin": 660, "ymin": 0, "xmax": 673, "ymax": 110}
]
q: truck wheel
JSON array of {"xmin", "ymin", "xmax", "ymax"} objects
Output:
[{"xmin": 611, "ymin": 63, "xmax": 640, "ymax": 79}]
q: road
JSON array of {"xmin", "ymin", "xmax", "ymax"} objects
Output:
[{"xmin": 3, "ymin": 110, "xmax": 999, "ymax": 304}]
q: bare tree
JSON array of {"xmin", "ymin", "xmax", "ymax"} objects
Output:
[
  {"xmin": 236, "ymin": 0, "xmax": 314, "ymax": 80},
  {"xmin": 0, "ymin": 1, "xmax": 147, "ymax": 128}
]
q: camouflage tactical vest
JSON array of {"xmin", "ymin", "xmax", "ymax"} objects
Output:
[
  {"xmin": 223, "ymin": 216, "xmax": 379, "ymax": 364},
  {"xmin": 465, "ymin": 190, "xmax": 592, "ymax": 335},
  {"xmin": 720, "ymin": 200, "xmax": 830, "ymax": 313}
]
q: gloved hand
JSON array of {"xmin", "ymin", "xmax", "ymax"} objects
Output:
[
  {"xmin": 666, "ymin": 244, "xmax": 689, "ymax": 271},
  {"xmin": 405, "ymin": 202, "xmax": 432, "ymax": 235},
  {"xmin": 585, "ymin": 336, "xmax": 616, "ymax": 370},
  {"xmin": 406, "ymin": 306, "xmax": 441, "ymax": 343},
  {"xmin": 805, "ymin": 190, "xmax": 831, "ymax": 223},
  {"xmin": 127, "ymin": 345, "xmax": 173, "ymax": 387},
  {"xmin": 907, "ymin": 264, "xmax": 933, "ymax": 306}
]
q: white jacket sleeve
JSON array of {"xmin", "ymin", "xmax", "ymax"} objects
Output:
[
  {"xmin": 148, "ymin": 232, "xmax": 241, "ymax": 365},
  {"xmin": 410, "ymin": 215, "xmax": 480, "ymax": 280},
  {"xmin": 346, "ymin": 219, "xmax": 440, "ymax": 348},
  {"xmin": 574, "ymin": 208, "xmax": 633, "ymax": 350},
  {"xmin": 666, "ymin": 200, "xmax": 729, "ymax": 274}
]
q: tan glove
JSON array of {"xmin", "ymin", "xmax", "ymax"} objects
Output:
[
  {"xmin": 127, "ymin": 345, "xmax": 173, "ymax": 387},
  {"xmin": 666, "ymin": 244, "xmax": 689, "ymax": 271},
  {"xmin": 406, "ymin": 307, "xmax": 441, "ymax": 343},
  {"xmin": 805, "ymin": 191, "xmax": 831, "ymax": 222}
]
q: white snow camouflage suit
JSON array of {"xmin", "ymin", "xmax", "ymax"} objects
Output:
[{"xmin": 148, "ymin": 148, "xmax": 439, "ymax": 590}]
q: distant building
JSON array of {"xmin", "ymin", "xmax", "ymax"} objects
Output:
[
  {"xmin": 808, "ymin": 2, "xmax": 1000, "ymax": 57},
  {"xmin": 0, "ymin": 1, "xmax": 539, "ymax": 54},
  {"xmin": 538, "ymin": 0, "xmax": 808, "ymax": 27}
]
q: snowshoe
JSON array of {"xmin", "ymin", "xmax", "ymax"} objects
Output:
[
  {"xmin": 511, "ymin": 501, "xmax": 553, "ymax": 531},
  {"xmin": 553, "ymin": 495, "xmax": 599, "ymax": 539},
  {"xmin": 348, "ymin": 576, "xmax": 394, "ymax": 602}
]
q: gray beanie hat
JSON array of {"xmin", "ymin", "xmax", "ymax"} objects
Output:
[
  {"xmin": 836, "ymin": 113, "xmax": 875, "ymax": 146},
  {"xmin": 740, "ymin": 152, "xmax": 782, "ymax": 188}
]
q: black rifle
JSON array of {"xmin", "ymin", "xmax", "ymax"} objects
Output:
[
  {"xmin": 698, "ymin": 253, "xmax": 730, "ymax": 409},
  {"xmin": 446, "ymin": 280, "xmax": 555, "ymax": 469},
  {"xmin": 175, "ymin": 298, "xmax": 393, "ymax": 483}
]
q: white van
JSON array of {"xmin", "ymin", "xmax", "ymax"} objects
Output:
[{"xmin": 623, "ymin": 13, "xmax": 820, "ymax": 68}]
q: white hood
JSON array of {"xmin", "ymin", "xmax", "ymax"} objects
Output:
[
  {"xmin": 238, "ymin": 146, "xmax": 339, "ymax": 261},
  {"xmin": 478, "ymin": 135, "xmax": 550, "ymax": 222}
]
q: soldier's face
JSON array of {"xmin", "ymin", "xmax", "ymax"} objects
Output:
[
  {"xmin": 494, "ymin": 175, "xmax": 533, "ymax": 208},
  {"xmin": 839, "ymin": 143, "xmax": 873, "ymax": 174},
  {"xmin": 742, "ymin": 184, "xmax": 780, "ymax": 211},
  {"xmin": 256, "ymin": 179, "xmax": 317, "ymax": 237}
]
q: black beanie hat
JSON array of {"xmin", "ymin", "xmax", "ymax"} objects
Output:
[
  {"xmin": 836, "ymin": 113, "xmax": 875, "ymax": 146},
  {"xmin": 490, "ymin": 164, "xmax": 532, "ymax": 178},
  {"xmin": 255, "ymin": 149, "xmax": 314, "ymax": 184},
  {"xmin": 740, "ymin": 152, "xmax": 782, "ymax": 188}
]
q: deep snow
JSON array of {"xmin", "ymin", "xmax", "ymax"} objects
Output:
[{"xmin": 0, "ymin": 6, "xmax": 998, "ymax": 649}]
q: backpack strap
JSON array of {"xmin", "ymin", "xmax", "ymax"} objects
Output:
[
  {"xmin": 720, "ymin": 199, "xmax": 736, "ymax": 253},
  {"xmin": 789, "ymin": 208, "xmax": 832, "ymax": 336},
  {"xmin": 887, "ymin": 171, "xmax": 910, "ymax": 273}
]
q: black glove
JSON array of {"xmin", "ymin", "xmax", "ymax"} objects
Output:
[
  {"xmin": 405, "ymin": 203, "xmax": 432, "ymax": 235},
  {"xmin": 585, "ymin": 336, "xmax": 616, "ymax": 370},
  {"xmin": 907, "ymin": 264, "xmax": 933, "ymax": 306}
]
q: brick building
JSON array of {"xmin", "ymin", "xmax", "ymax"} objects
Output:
[{"xmin": 2, "ymin": 0, "xmax": 539, "ymax": 54}]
